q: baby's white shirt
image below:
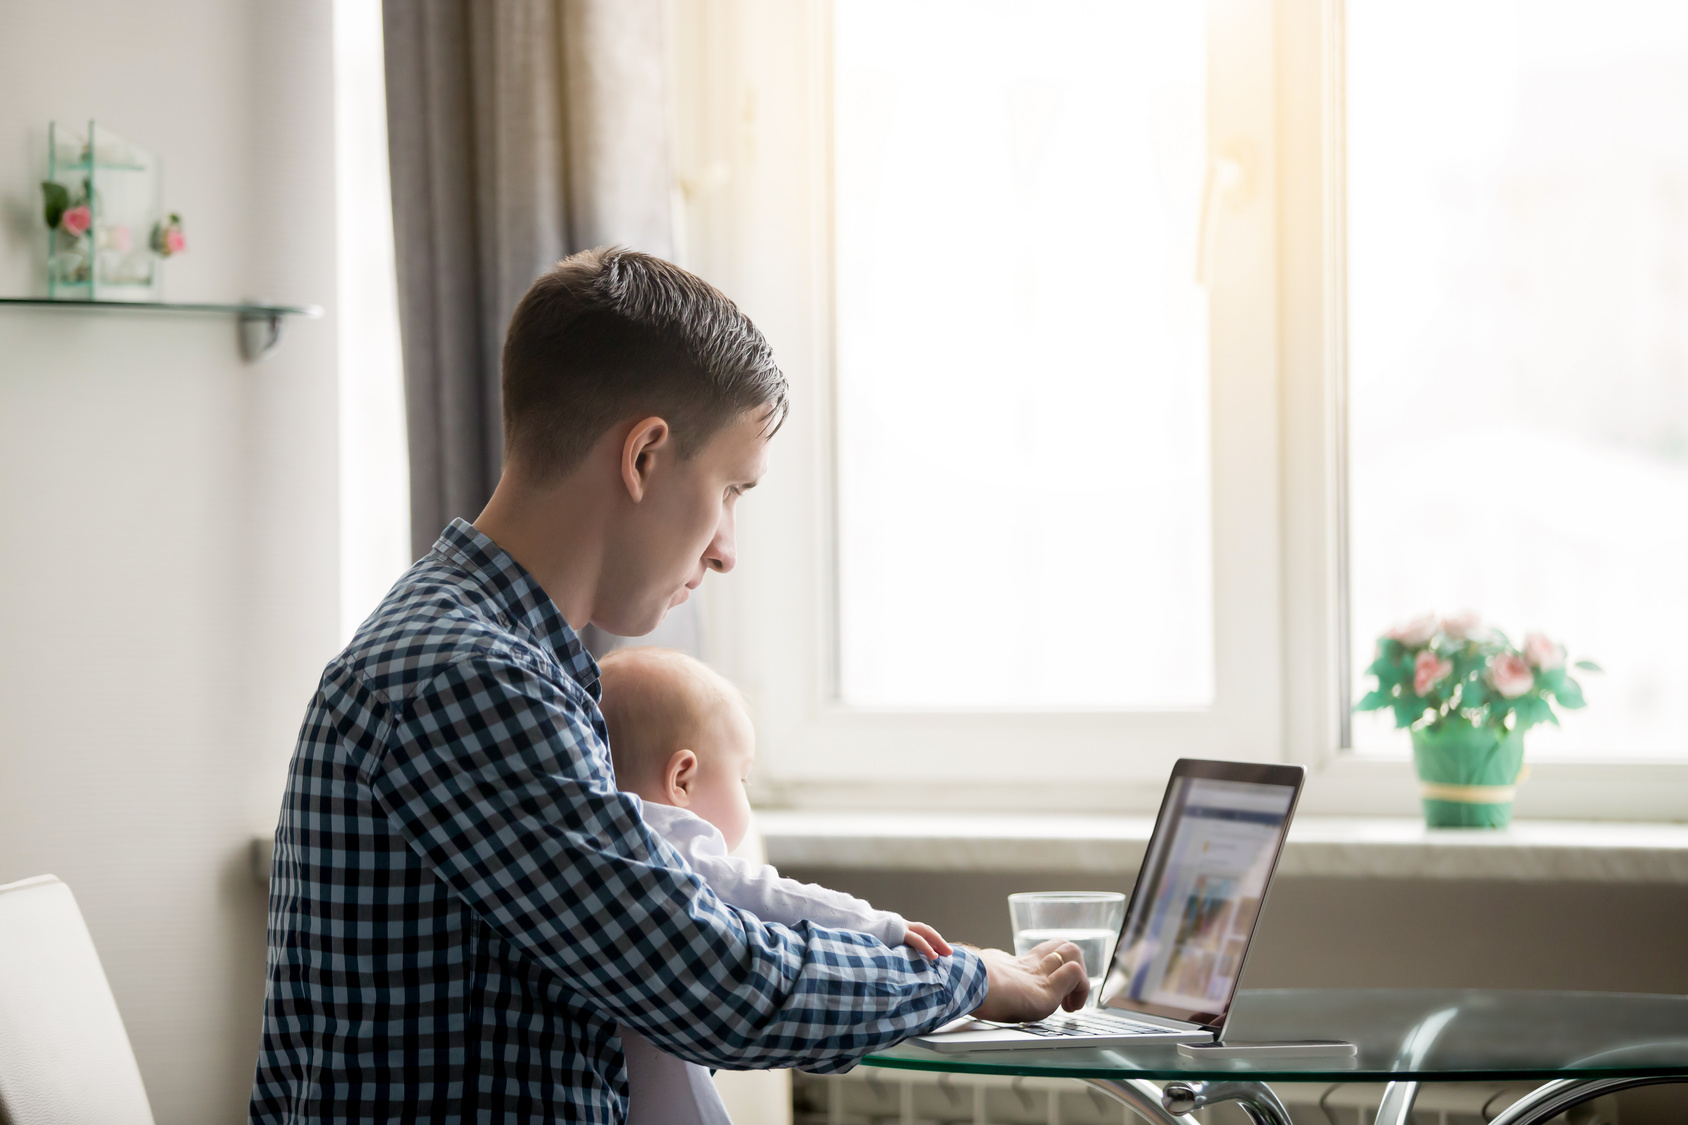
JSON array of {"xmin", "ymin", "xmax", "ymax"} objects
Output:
[
  {"xmin": 619, "ymin": 803, "xmax": 909, "ymax": 1125},
  {"xmin": 640, "ymin": 802, "xmax": 907, "ymax": 945}
]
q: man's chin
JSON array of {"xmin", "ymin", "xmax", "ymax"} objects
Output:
[{"xmin": 592, "ymin": 597, "xmax": 682, "ymax": 640}]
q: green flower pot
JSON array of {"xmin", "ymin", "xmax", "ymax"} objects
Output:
[{"xmin": 1410, "ymin": 722, "xmax": 1525, "ymax": 828}]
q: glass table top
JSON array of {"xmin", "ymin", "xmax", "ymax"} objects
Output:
[
  {"xmin": 864, "ymin": 990, "xmax": 1688, "ymax": 1083},
  {"xmin": 0, "ymin": 297, "xmax": 322, "ymax": 316}
]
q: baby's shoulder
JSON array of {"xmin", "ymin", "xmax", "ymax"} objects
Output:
[{"xmin": 642, "ymin": 803, "xmax": 732, "ymax": 858}]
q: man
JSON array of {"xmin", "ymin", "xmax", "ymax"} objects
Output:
[{"xmin": 251, "ymin": 248, "xmax": 1087, "ymax": 1123}]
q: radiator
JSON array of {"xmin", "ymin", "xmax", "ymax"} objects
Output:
[{"xmin": 792, "ymin": 1069, "xmax": 1619, "ymax": 1125}]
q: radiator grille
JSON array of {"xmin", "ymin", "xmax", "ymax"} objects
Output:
[{"xmin": 792, "ymin": 1070, "xmax": 1619, "ymax": 1125}]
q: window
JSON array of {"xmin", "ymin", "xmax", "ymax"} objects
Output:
[
  {"xmin": 672, "ymin": 0, "xmax": 1279, "ymax": 806},
  {"xmin": 833, "ymin": 1, "xmax": 1212, "ymax": 709},
  {"xmin": 1346, "ymin": 0, "xmax": 1688, "ymax": 759},
  {"xmin": 672, "ymin": 0, "xmax": 1688, "ymax": 814}
]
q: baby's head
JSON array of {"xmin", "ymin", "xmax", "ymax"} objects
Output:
[{"xmin": 598, "ymin": 647, "xmax": 755, "ymax": 849}]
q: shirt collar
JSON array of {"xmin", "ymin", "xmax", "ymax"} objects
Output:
[{"xmin": 429, "ymin": 518, "xmax": 600, "ymax": 696}]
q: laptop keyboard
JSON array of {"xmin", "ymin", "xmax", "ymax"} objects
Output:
[{"xmin": 1008, "ymin": 1010, "xmax": 1171, "ymax": 1038}]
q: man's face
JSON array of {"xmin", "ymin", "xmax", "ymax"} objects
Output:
[{"xmin": 596, "ymin": 409, "xmax": 770, "ymax": 636}]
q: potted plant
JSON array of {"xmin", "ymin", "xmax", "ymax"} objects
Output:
[{"xmin": 1356, "ymin": 614, "xmax": 1598, "ymax": 828}]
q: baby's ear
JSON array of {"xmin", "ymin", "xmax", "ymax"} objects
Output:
[{"xmin": 665, "ymin": 748, "xmax": 699, "ymax": 805}]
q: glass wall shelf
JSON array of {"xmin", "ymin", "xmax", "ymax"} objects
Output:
[{"xmin": 0, "ymin": 297, "xmax": 324, "ymax": 361}]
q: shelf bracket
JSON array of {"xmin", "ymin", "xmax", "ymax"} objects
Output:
[{"xmin": 238, "ymin": 308, "xmax": 288, "ymax": 362}]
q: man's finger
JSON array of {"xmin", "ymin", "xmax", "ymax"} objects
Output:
[{"xmin": 1051, "ymin": 959, "xmax": 1090, "ymax": 1010}]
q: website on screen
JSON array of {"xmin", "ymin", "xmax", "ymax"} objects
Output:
[{"xmin": 1101, "ymin": 778, "xmax": 1294, "ymax": 1020}]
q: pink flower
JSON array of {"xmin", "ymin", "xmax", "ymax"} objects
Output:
[
  {"xmin": 164, "ymin": 227, "xmax": 186, "ymax": 255},
  {"xmin": 1439, "ymin": 611, "xmax": 1483, "ymax": 641},
  {"xmin": 1523, "ymin": 632, "xmax": 1565, "ymax": 670},
  {"xmin": 60, "ymin": 205, "xmax": 91, "ymax": 236},
  {"xmin": 1386, "ymin": 614, "xmax": 1437, "ymax": 648},
  {"xmin": 1413, "ymin": 650, "xmax": 1453, "ymax": 695},
  {"xmin": 108, "ymin": 225, "xmax": 132, "ymax": 252},
  {"xmin": 1487, "ymin": 652, "xmax": 1535, "ymax": 699}
]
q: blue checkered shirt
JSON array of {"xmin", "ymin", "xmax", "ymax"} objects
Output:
[{"xmin": 250, "ymin": 519, "xmax": 985, "ymax": 1124}]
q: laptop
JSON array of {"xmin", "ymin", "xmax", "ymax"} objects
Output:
[{"xmin": 914, "ymin": 758, "xmax": 1305, "ymax": 1052}]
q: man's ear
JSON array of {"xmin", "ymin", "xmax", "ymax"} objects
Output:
[
  {"xmin": 620, "ymin": 416, "xmax": 671, "ymax": 503},
  {"xmin": 663, "ymin": 748, "xmax": 699, "ymax": 807}
]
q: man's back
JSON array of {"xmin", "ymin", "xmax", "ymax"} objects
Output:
[{"xmin": 252, "ymin": 519, "xmax": 631, "ymax": 1121}]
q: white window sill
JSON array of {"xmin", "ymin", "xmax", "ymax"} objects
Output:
[
  {"xmin": 249, "ymin": 815, "xmax": 1688, "ymax": 887},
  {"xmin": 755, "ymin": 811, "xmax": 1688, "ymax": 884}
]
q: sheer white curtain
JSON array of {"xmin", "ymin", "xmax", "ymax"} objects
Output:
[{"xmin": 335, "ymin": 0, "xmax": 410, "ymax": 642}]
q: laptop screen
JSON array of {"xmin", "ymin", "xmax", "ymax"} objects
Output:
[{"xmin": 1098, "ymin": 765, "xmax": 1300, "ymax": 1027}]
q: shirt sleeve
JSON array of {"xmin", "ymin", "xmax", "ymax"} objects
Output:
[
  {"xmin": 368, "ymin": 653, "xmax": 985, "ymax": 1072},
  {"xmin": 678, "ymin": 837, "xmax": 907, "ymax": 947}
]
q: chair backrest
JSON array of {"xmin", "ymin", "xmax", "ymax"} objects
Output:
[{"xmin": 0, "ymin": 875, "xmax": 155, "ymax": 1125}]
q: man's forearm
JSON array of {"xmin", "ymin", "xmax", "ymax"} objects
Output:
[{"xmin": 626, "ymin": 925, "xmax": 987, "ymax": 1072}]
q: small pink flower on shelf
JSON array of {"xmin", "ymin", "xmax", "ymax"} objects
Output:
[
  {"xmin": 1522, "ymin": 632, "xmax": 1565, "ymax": 670},
  {"xmin": 1386, "ymin": 614, "xmax": 1437, "ymax": 648},
  {"xmin": 108, "ymin": 225, "xmax": 132, "ymax": 252},
  {"xmin": 1413, "ymin": 650, "xmax": 1453, "ymax": 695},
  {"xmin": 1439, "ymin": 611, "xmax": 1482, "ymax": 641},
  {"xmin": 60, "ymin": 205, "xmax": 91, "ymax": 236},
  {"xmin": 150, "ymin": 213, "xmax": 186, "ymax": 257},
  {"xmin": 1488, "ymin": 652, "xmax": 1535, "ymax": 698}
]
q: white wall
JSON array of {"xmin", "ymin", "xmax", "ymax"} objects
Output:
[{"xmin": 0, "ymin": 2, "xmax": 340, "ymax": 1122}]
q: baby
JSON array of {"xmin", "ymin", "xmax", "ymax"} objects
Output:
[{"xmin": 598, "ymin": 647, "xmax": 951, "ymax": 1125}]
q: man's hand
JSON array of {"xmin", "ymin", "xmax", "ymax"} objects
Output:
[{"xmin": 967, "ymin": 939, "xmax": 1090, "ymax": 1022}]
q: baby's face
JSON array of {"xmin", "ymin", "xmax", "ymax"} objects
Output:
[{"xmin": 687, "ymin": 701, "xmax": 756, "ymax": 851}]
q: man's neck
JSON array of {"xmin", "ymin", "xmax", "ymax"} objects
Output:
[{"xmin": 473, "ymin": 466, "xmax": 610, "ymax": 631}]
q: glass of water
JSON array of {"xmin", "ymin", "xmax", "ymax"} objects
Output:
[{"xmin": 1008, "ymin": 891, "xmax": 1127, "ymax": 1008}]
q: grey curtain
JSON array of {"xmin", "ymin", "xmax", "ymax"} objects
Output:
[{"xmin": 383, "ymin": 0, "xmax": 698, "ymax": 655}]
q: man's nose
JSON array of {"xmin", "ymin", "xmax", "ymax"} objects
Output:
[{"xmin": 705, "ymin": 517, "xmax": 737, "ymax": 574}]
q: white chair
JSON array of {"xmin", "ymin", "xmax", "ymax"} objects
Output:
[{"xmin": 0, "ymin": 874, "xmax": 155, "ymax": 1125}]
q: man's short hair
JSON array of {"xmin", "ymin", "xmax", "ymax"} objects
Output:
[{"xmin": 501, "ymin": 247, "xmax": 788, "ymax": 480}]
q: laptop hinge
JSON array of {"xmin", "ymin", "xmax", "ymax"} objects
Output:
[{"xmin": 1105, "ymin": 1008, "xmax": 1205, "ymax": 1033}]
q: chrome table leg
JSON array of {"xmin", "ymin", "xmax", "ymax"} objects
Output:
[
  {"xmin": 1085, "ymin": 1072, "xmax": 1683, "ymax": 1125},
  {"xmin": 1373, "ymin": 1080, "xmax": 1420, "ymax": 1125},
  {"xmin": 1085, "ymin": 1077, "xmax": 1293, "ymax": 1125},
  {"xmin": 1487, "ymin": 1075, "xmax": 1685, "ymax": 1125},
  {"xmin": 1161, "ymin": 1080, "xmax": 1293, "ymax": 1125},
  {"xmin": 1083, "ymin": 1078, "xmax": 1195, "ymax": 1125},
  {"xmin": 1372, "ymin": 1004, "xmax": 1455, "ymax": 1125}
]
